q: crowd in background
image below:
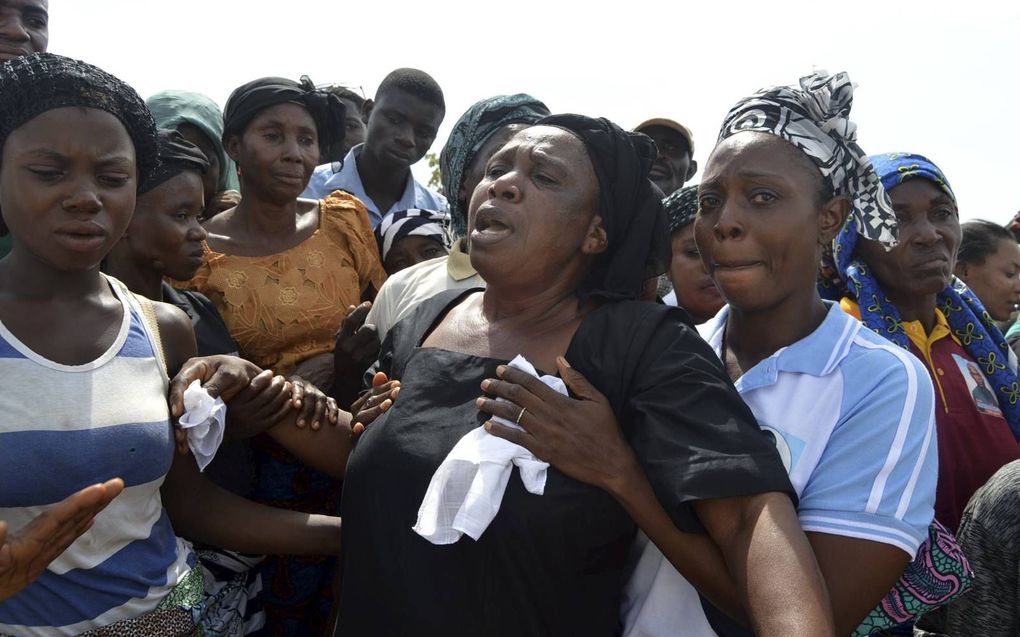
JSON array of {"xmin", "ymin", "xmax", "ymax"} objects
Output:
[{"xmin": 1, "ymin": 2, "xmax": 1019, "ymax": 636}]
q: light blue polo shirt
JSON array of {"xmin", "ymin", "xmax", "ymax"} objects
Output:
[
  {"xmin": 700, "ymin": 301, "xmax": 938, "ymax": 551},
  {"xmin": 301, "ymin": 144, "xmax": 447, "ymax": 228},
  {"xmin": 621, "ymin": 301, "xmax": 938, "ymax": 637}
]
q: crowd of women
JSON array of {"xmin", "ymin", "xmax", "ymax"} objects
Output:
[{"xmin": 0, "ymin": 8, "xmax": 1018, "ymax": 637}]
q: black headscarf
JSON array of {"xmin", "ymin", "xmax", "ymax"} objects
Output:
[
  {"xmin": 0, "ymin": 53, "xmax": 158, "ymax": 236},
  {"xmin": 0, "ymin": 53, "xmax": 159, "ymax": 185},
  {"xmin": 221, "ymin": 75, "xmax": 346, "ymax": 159},
  {"xmin": 139, "ymin": 129, "xmax": 210, "ymax": 195},
  {"xmin": 663, "ymin": 184, "xmax": 699, "ymax": 233},
  {"xmin": 537, "ymin": 114, "xmax": 670, "ymax": 302}
]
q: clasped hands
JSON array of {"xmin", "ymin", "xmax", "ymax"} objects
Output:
[{"xmin": 168, "ymin": 354, "xmax": 340, "ymax": 453}]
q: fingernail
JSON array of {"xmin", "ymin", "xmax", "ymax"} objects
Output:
[
  {"xmin": 297, "ymin": 419, "xmax": 305, "ymax": 427},
  {"xmin": 480, "ymin": 379, "xmax": 491, "ymax": 390},
  {"xmin": 496, "ymin": 365, "xmax": 506, "ymax": 377},
  {"xmin": 475, "ymin": 397, "xmax": 485, "ymax": 408},
  {"xmin": 557, "ymin": 356, "xmax": 571, "ymax": 368},
  {"xmin": 484, "ymin": 422, "xmax": 492, "ymax": 431}
]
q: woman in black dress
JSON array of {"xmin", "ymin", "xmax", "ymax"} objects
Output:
[{"xmin": 338, "ymin": 115, "xmax": 834, "ymax": 636}]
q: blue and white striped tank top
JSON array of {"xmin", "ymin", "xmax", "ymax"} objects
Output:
[{"xmin": 0, "ymin": 275, "xmax": 194, "ymax": 636}]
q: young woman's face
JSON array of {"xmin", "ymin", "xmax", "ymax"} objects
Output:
[
  {"xmin": 126, "ymin": 170, "xmax": 207, "ymax": 281},
  {"xmin": 383, "ymin": 235, "xmax": 448, "ymax": 274},
  {"xmin": 0, "ymin": 106, "xmax": 137, "ymax": 270},
  {"xmin": 695, "ymin": 132, "xmax": 842, "ymax": 313},
  {"xmin": 669, "ymin": 224, "xmax": 723, "ymax": 323},
  {"xmin": 957, "ymin": 237, "xmax": 1020, "ymax": 321},
  {"xmin": 228, "ymin": 102, "xmax": 319, "ymax": 203}
]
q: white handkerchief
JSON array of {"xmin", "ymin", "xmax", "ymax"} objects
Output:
[
  {"xmin": 413, "ymin": 355, "xmax": 568, "ymax": 544},
  {"xmin": 177, "ymin": 379, "xmax": 227, "ymax": 472}
]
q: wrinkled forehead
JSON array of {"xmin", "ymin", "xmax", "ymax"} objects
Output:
[{"xmin": 499, "ymin": 125, "xmax": 588, "ymax": 160}]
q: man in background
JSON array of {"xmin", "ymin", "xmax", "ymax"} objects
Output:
[
  {"xmin": 634, "ymin": 117, "xmax": 697, "ymax": 196},
  {"xmin": 302, "ymin": 68, "xmax": 447, "ymax": 226}
]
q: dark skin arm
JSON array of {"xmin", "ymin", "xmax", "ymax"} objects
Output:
[
  {"xmin": 156, "ymin": 303, "xmax": 341, "ymax": 556},
  {"xmin": 265, "ymin": 414, "xmax": 354, "ymax": 479},
  {"xmin": 256, "ymin": 372, "xmax": 400, "ymax": 478},
  {"xmin": 479, "ymin": 359, "xmax": 837, "ymax": 637},
  {"xmin": 171, "ymin": 360, "xmax": 339, "ymax": 451}
]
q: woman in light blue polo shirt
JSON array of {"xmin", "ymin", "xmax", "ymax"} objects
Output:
[{"xmin": 480, "ymin": 72, "xmax": 955, "ymax": 636}]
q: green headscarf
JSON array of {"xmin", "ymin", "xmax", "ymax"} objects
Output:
[
  {"xmin": 439, "ymin": 94, "xmax": 549, "ymax": 236},
  {"xmin": 146, "ymin": 90, "xmax": 239, "ymax": 191}
]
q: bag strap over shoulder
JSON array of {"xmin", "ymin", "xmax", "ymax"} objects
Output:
[{"xmin": 122, "ymin": 284, "xmax": 169, "ymax": 379}]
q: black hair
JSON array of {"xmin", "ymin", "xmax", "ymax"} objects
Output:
[
  {"xmin": 327, "ymin": 86, "xmax": 365, "ymax": 111},
  {"xmin": 375, "ymin": 68, "xmax": 445, "ymax": 111},
  {"xmin": 958, "ymin": 219, "xmax": 1016, "ymax": 266}
]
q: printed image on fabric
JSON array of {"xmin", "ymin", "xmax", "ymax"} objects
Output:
[
  {"xmin": 758, "ymin": 424, "xmax": 806, "ymax": 474},
  {"xmin": 951, "ymin": 354, "xmax": 1003, "ymax": 417}
]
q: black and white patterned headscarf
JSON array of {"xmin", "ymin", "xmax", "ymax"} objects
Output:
[
  {"xmin": 718, "ymin": 71, "xmax": 897, "ymax": 249},
  {"xmin": 374, "ymin": 209, "xmax": 452, "ymax": 261}
]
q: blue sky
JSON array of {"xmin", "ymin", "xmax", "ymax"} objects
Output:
[{"xmin": 54, "ymin": 1, "xmax": 1020, "ymax": 223}]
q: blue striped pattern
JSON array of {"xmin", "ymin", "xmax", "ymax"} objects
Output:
[
  {"xmin": 0, "ymin": 278, "xmax": 194, "ymax": 634},
  {"xmin": 0, "ymin": 511, "xmax": 177, "ymax": 626},
  {"xmin": 0, "ymin": 422, "xmax": 173, "ymax": 507}
]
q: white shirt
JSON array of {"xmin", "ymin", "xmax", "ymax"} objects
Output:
[
  {"xmin": 302, "ymin": 145, "xmax": 447, "ymax": 228},
  {"xmin": 366, "ymin": 239, "xmax": 484, "ymax": 342}
]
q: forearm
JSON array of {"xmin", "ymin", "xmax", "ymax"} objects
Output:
[
  {"xmin": 267, "ymin": 414, "xmax": 353, "ymax": 478},
  {"xmin": 606, "ymin": 463, "xmax": 747, "ymax": 622},
  {"xmin": 708, "ymin": 493, "xmax": 834, "ymax": 637},
  {"xmin": 163, "ymin": 455, "xmax": 342, "ymax": 555}
]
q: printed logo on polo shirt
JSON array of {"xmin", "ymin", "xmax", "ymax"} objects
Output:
[
  {"xmin": 759, "ymin": 425, "xmax": 806, "ymax": 473},
  {"xmin": 951, "ymin": 353, "xmax": 1003, "ymax": 417}
]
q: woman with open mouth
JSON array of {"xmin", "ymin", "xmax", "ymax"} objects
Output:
[{"xmin": 337, "ymin": 113, "xmax": 835, "ymax": 636}]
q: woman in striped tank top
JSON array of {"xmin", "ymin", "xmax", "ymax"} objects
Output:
[{"xmin": 0, "ymin": 54, "xmax": 343, "ymax": 636}]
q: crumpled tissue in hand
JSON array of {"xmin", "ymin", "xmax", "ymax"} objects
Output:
[
  {"xmin": 413, "ymin": 355, "xmax": 568, "ymax": 545},
  {"xmin": 177, "ymin": 379, "xmax": 227, "ymax": 472}
]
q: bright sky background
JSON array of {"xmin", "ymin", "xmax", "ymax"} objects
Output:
[{"xmin": 53, "ymin": 2, "xmax": 1020, "ymax": 224}]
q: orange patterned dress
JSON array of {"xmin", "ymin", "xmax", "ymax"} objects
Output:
[
  {"xmin": 178, "ymin": 191, "xmax": 386, "ymax": 635},
  {"xmin": 184, "ymin": 191, "xmax": 386, "ymax": 375}
]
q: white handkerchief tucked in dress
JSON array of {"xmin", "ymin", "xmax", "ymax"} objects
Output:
[{"xmin": 413, "ymin": 355, "xmax": 567, "ymax": 545}]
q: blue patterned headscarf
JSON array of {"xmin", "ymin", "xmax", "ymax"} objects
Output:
[
  {"xmin": 439, "ymin": 94, "xmax": 550, "ymax": 236},
  {"xmin": 828, "ymin": 152, "xmax": 1020, "ymax": 440}
]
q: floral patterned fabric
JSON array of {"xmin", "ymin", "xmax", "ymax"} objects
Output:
[
  {"xmin": 853, "ymin": 520, "xmax": 973, "ymax": 636},
  {"xmin": 183, "ymin": 191, "xmax": 386, "ymax": 375},
  {"xmin": 178, "ymin": 191, "xmax": 384, "ymax": 634}
]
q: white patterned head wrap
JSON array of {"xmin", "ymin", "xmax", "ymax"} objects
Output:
[
  {"xmin": 718, "ymin": 71, "xmax": 898, "ymax": 249},
  {"xmin": 374, "ymin": 209, "xmax": 452, "ymax": 261}
]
